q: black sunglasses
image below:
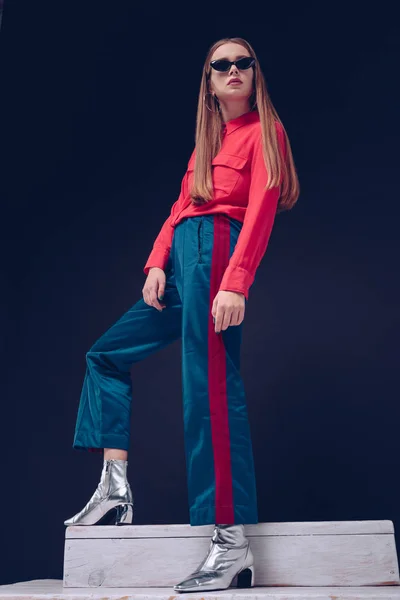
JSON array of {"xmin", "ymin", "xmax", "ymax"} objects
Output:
[{"xmin": 210, "ymin": 56, "xmax": 256, "ymax": 72}]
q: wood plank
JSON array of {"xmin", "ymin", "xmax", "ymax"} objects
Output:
[
  {"xmin": 1, "ymin": 580, "xmax": 400, "ymax": 600},
  {"xmin": 65, "ymin": 520, "xmax": 395, "ymax": 539},
  {"xmin": 63, "ymin": 532, "xmax": 399, "ymax": 587}
]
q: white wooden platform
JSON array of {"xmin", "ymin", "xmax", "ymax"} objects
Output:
[
  {"xmin": 63, "ymin": 520, "xmax": 400, "ymax": 588},
  {"xmin": 1, "ymin": 579, "xmax": 400, "ymax": 600}
]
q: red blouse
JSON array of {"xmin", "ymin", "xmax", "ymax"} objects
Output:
[{"xmin": 143, "ymin": 109, "xmax": 287, "ymax": 300}]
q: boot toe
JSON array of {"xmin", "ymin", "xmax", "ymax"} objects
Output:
[
  {"xmin": 64, "ymin": 513, "xmax": 81, "ymax": 526},
  {"xmin": 173, "ymin": 571, "xmax": 218, "ymax": 592}
]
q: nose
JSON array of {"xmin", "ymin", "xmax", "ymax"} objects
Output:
[{"xmin": 229, "ymin": 64, "xmax": 239, "ymax": 75}]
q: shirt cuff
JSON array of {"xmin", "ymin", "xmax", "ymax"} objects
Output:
[
  {"xmin": 218, "ymin": 265, "xmax": 254, "ymax": 301},
  {"xmin": 143, "ymin": 247, "xmax": 170, "ymax": 276}
]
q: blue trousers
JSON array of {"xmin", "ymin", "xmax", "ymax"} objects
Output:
[{"xmin": 73, "ymin": 214, "xmax": 258, "ymax": 526}]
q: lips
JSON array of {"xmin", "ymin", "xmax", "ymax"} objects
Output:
[{"xmin": 228, "ymin": 78, "xmax": 242, "ymax": 85}]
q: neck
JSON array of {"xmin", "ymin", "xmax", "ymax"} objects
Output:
[{"xmin": 219, "ymin": 100, "xmax": 252, "ymax": 124}]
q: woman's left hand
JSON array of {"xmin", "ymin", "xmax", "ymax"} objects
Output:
[{"xmin": 211, "ymin": 290, "xmax": 245, "ymax": 333}]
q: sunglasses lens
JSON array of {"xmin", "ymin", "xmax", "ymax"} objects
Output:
[
  {"xmin": 237, "ymin": 57, "xmax": 255, "ymax": 69},
  {"xmin": 211, "ymin": 60, "xmax": 231, "ymax": 72},
  {"xmin": 211, "ymin": 57, "xmax": 255, "ymax": 72}
]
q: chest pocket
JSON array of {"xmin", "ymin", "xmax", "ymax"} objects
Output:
[
  {"xmin": 186, "ymin": 153, "xmax": 248, "ymax": 198},
  {"xmin": 211, "ymin": 153, "xmax": 248, "ymax": 197}
]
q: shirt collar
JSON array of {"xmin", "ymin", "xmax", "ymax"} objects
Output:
[{"xmin": 221, "ymin": 109, "xmax": 260, "ymax": 135}]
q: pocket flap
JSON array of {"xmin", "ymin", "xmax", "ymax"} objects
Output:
[
  {"xmin": 187, "ymin": 153, "xmax": 248, "ymax": 172},
  {"xmin": 211, "ymin": 153, "xmax": 248, "ymax": 170}
]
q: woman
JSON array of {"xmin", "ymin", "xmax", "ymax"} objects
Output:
[{"xmin": 64, "ymin": 36, "xmax": 299, "ymax": 592}]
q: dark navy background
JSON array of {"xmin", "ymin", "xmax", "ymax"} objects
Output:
[{"xmin": 1, "ymin": 0, "xmax": 399, "ymax": 586}]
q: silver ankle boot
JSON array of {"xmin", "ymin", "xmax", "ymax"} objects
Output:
[
  {"xmin": 64, "ymin": 458, "xmax": 134, "ymax": 526},
  {"xmin": 173, "ymin": 524, "xmax": 255, "ymax": 592}
]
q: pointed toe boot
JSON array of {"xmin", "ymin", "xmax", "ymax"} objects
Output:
[
  {"xmin": 173, "ymin": 524, "xmax": 255, "ymax": 592},
  {"xmin": 64, "ymin": 458, "xmax": 134, "ymax": 526}
]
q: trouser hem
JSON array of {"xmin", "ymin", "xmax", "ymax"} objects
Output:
[{"xmin": 73, "ymin": 433, "xmax": 129, "ymax": 452}]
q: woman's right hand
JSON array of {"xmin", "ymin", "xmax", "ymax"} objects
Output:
[{"xmin": 142, "ymin": 267, "xmax": 167, "ymax": 311}]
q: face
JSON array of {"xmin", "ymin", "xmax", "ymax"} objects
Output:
[{"xmin": 208, "ymin": 42, "xmax": 254, "ymax": 108}]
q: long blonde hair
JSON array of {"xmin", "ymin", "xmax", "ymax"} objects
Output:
[{"xmin": 191, "ymin": 37, "xmax": 299, "ymax": 213}]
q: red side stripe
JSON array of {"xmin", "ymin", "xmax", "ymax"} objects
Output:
[{"xmin": 208, "ymin": 215, "xmax": 235, "ymax": 524}]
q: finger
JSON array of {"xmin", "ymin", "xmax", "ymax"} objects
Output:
[
  {"xmin": 158, "ymin": 282, "xmax": 165, "ymax": 301},
  {"xmin": 221, "ymin": 308, "xmax": 233, "ymax": 331},
  {"xmin": 211, "ymin": 296, "xmax": 218, "ymax": 319},
  {"xmin": 145, "ymin": 287, "xmax": 166, "ymax": 310},
  {"xmin": 143, "ymin": 289, "xmax": 150, "ymax": 306},
  {"xmin": 215, "ymin": 306, "xmax": 224, "ymax": 333},
  {"xmin": 157, "ymin": 293, "xmax": 166, "ymax": 305},
  {"xmin": 227, "ymin": 309, "xmax": 236, "ymax": 326},
  {"xmin": 149, "ymin": 290, "xmax": 164, "ymax": 311},
  {"xmin": 231, "ymin": 309, "xmax": 241, "ymax": 326},
  {"xmin": 212, "ymin": 297, "xmax": 218, "ymax": 327}
]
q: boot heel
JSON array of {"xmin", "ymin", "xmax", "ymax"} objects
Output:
[
  {"xmin": 115, "ymin": 503, "xmax": 133, "ymax": 525},
  {"xmin": 95, "ymin": 503, "xmax": 134, "ymax": 526},
  {"xmin": 235, "ymin": 564, "xmax": 255, "ymax": 588}
]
